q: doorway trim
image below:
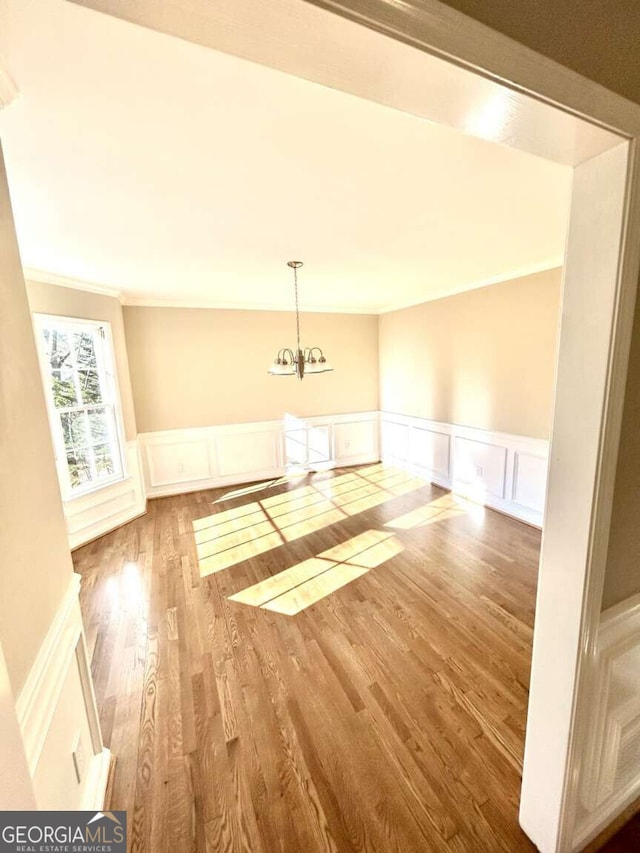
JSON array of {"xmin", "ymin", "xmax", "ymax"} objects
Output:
[{"xmin": 303, "ymin": 1, "xmax": 640, "ymax": 850}]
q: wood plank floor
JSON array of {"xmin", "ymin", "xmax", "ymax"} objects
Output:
[{"xmin": 73, "ymin": 463, "xmax": 542, "ymax": 852}]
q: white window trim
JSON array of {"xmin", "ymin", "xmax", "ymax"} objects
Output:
[{"xmin": 33, "ymin": 313, "xmax": 128, "ymax": 502}]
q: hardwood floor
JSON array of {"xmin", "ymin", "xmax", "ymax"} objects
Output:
[{"xmin": 73, "ymin": 463, "xmax": 542, "ymax": 852}]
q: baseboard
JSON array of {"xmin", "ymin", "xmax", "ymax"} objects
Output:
[
  {"xmin": 573, "ymin": 593, "xmax": 640, "ymax": 850},
  {"xmin": 138, "ymin": 412, "xmax": 380, "ymax": 499},
  {"xmin": 69, "ymin": 502, "xmax": 147, "ymax": 550},
  {"xmin": 380, "ymin": 412, "xmax": 548, "ymax": 528}
]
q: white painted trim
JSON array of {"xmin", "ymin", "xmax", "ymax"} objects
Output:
[
  {"xmin": 140, "ymin": 411, "xmax": 379, "ymax": 438},
  {"xmin": 66, "ymin": 440, "xmax": 146, "ymax": 549},
  {"xmin": 139, "ymin": 412, "xmax": 380, "ymax": 498},
  {"xmin": 14, "ymin": 572, "xmax": 108, "ymax": 810},
  {"xmin": 572, "ymin": 594, "xmax": 640, "ymax": 850},
  {"xmin": 121, "ymin": 294, "xmax": 378, "ymax": 314},
  {"xmin": 24, "ymin": 268, "xmax": 124, "ymax": 302},
  {"xmin": 306, "ymin": 0, "xmax": 640, "ymax": 137},
  {"xmin": 520, "ymin": 141, "xmax": 640, "ymax": 852},
  {"xmin": 81, "ymin": 747, "xmax": 112, "ymax": 811},
  {"xmin": 26, "ymin": 263, "xmax": 563, "ymax": 315},
  {"xmin": 138, "ymin": 412, "xmax": 548, "ymax": 527},
  {"xmin": 15, "ymin": 573, "xmax": 83, "ymax": 775},
  {"xmin": 380, "ymin": 411, "xmax": 548, "ymax": 527}
]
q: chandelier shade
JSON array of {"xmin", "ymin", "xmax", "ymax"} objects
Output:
[{"xmin": 268, "ymin": 262, "xmax": 334, "ymax": 381}]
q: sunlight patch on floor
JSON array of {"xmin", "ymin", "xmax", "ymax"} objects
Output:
[
  {"xmin": 194, "ymin": 465, "xmax": 427, "ymax": 577},
  {"xmin": 198, "ymin": 530, "xmax": 284, "ymax": 575},
  {"xmin": 384, "ymin": 494, "xmax": 465, "ymax": 530},
  {"xmin": 229, "ymin": 529, "xmax": 403, "ymax": 614},
  {"xmin": 263, "ymin": 564, "xmax": 370, "ymax": 615}
]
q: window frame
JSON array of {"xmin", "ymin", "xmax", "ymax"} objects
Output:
[{"xmin": 33, "ymin": 313, "xmax": 128, "ymax": 500}]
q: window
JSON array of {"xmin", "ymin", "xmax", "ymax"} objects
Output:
[{"xmin": 35, "ymin": 315, "xmax": 125, "ymax": 497}]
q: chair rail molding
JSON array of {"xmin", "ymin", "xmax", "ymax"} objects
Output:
[{"xmin": 380, "ymin": 411, "xmax": 548, "ymax": 527}]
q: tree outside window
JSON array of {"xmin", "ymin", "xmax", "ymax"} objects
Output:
[{"xmin": 36, "ymin": 317, "xmax": 124, "ymax": 495}]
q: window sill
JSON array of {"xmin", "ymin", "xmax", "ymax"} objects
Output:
[{"xmin": 62, "ymin": 473, "xmax": 129, "ymax": 505}]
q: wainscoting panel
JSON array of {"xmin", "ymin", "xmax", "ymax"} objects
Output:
[
  {"xmin": 573, "ymin": 594, "xmax": 640, "ymax": 850},
  {"xmin": 66, "ymin": 440, "xmax": 146, "ymax": 550},
  {"xmin": 512, "ymin": 451, "xmax": 548, "ymax": 514},
  {"xmin": 334, "ymin": 419, "xmax": 379, "ymax": 466},
  {"xmin": 453, "ymin": 436, "xmax": 507, "ymax": 500},
  {"xmin": 217, "ymin": 430, "xmax": 280, "ymax": 478},
  {"xmin": 380, "ymin": 412, "xmax": 548, "ymax": 527},
  {"xmin": 139, "ymin": 412, "xmax": 380, "ymax": 499},
  {"xmin": 15, "ymin": 573, "xmax": 109, "ymax": 811},
  {"xmin": 147, "ymin": 437, "xmax": 211, "ymax": 486},
  {"xmin": 380, "ymin": 419, "xmax": 410, "ymax": 463},
  {"xmin": 408, "ymin": 426, "xmax": 450, "ymax": 480}
]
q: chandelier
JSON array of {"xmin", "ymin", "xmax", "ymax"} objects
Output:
[{"xmin": 268, "ymin": 261, "xmax": 334, "ymax": 380}]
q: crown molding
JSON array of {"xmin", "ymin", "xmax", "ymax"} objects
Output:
[
  {"xmin": 120, "ymin": 294, "xmax": 379, "ymax": 314},
  {"xmin": 0, "ymin": 63, "xmax": 19, "ymax": 111},
  {"xmin": 23, "ymin": 268, "xmax": 124, "ymax": 302},
  {"xmin": 23, "ymin": 261, "xmax": 562, "ymax": 315}
]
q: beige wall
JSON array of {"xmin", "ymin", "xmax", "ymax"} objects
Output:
[
  {"xmin": 379, "ymin": 268, "xmax": 562, "ymax": 439},
  {"xmin": 431, "ymin": 1, "xmax": 640, "ymax": 624},
  {"xmin": 0, "ymin": 146, "xmax": 74, "ymax": 696},
  {"xmin": 123, "ymin": 306, "xmax": 379, "ymax": 431},
  {"xmin": 26, "ymin": 281, "xmax": 137, "ymax": 440}
]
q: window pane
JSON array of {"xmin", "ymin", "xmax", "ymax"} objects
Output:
[
  {"xmin": 45, "ymin": 328, "xmax": 71, "ymax": 369},
  {"xmin": 88, "ymin": 407, "xmax": 110, "ymax": 443},
  {"xmin": 72, "ymin": 331, "xmax": 98, "ymax": 370},
  {"xmin": 51, "ymin": 373, "xmax": 78, "ymax": 408},
  {"xmin": 66, "ymin": 448, "xmax": 92, "ymax": 488},
  {"xmin": 78, "ymin": 369, "xmax": 103, "ymax": 404},
  {"xmin": 93, "ymin": 443, "xmax": 116, "ymax": 479},
  {"xmin": 60, "ymin": 411, "xmax": 88, "ymax": 448},
  {"xmin": 43, "ymin": 329, "xmax": 78, "ymax": 408},
  {"xmin": 39, "ymin": 318, "xmax": 123, "ymax": 494}
]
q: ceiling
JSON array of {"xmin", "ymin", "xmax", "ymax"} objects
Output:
[{"xmin": 0, "ymin": 0, "xmax": 575, "ymax": 312}]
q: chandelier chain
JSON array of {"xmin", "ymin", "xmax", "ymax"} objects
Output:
[{"xmin": 294, "ymin": 263, "xmax": 301, "ymax": 352}]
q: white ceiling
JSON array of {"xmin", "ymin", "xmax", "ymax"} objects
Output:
[{"xmin": 0, "ymin": 0, "xmax": 574, "ymax": 312}]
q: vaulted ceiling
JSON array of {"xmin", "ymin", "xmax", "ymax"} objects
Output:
[{"xmin": 0, "ymin": 0, "xmax": 575, "ymax": 312}]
